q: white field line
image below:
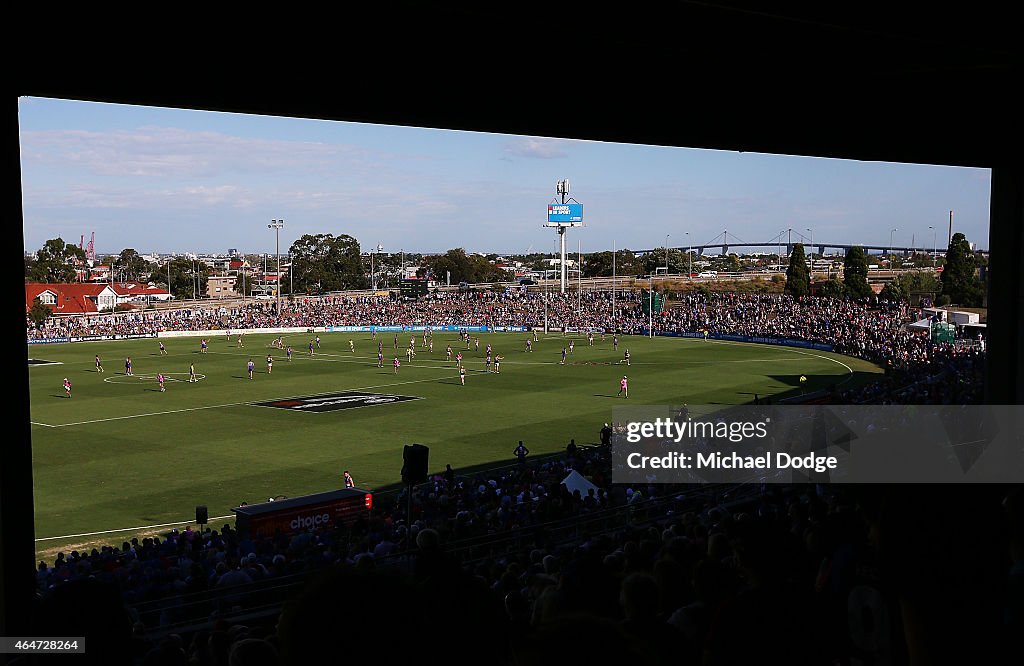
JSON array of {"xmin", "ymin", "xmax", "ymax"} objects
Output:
[
  {"xmin": 31, "ymin": 342, "xmax": 856, "ymax": 427},
  {"xmin": 36, "ymin": 515, "xmax": 235, "ymax": 542},
  {"xmin": 32, "ymin": 371, "xmax": 473, "ymax": 428},
  {"xmin": 701, "ymin": 338, "xmax": 858, "ymax": 385},
  {"xmin": 33, "ymin": 339, "xmax": 857, "ymax": 539}
]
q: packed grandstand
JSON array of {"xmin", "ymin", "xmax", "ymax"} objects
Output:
[
  {"xmin": 25, "ymin": 288, "xmax": 1002, "ymax": 665},
  {"xmin": 28, "ymin": 288, "xmax": 986, "ymax": 405}
]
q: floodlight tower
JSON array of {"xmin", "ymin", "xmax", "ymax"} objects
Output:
[
  {"xmin": 545, "ymin": 179, "xmax": 583, "ymax": 294},
  {"xmin": 557, "ymin": 179, "xmax": 569, "ymax": 292},
  {"xmin": 268, "ymin": 219, "xmax": 284, "ymax": 315}
]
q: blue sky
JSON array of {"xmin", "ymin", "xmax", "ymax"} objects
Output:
[{"xmin": 18, "ymin": 96, "xmax": 991, "ymax": 258}]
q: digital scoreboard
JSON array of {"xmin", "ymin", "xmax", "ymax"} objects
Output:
[{"xmin": 400, "ymin": 278, "xmax": 428, "ymax": 298}]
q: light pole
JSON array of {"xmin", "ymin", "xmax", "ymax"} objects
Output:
[
  {"xmin": 665, "ymin": 234, "xmax": 670, "ymax": 275},
  {"xmin": 612, "ymin": 239, "xmax": 616, "ymax": 320},
  {"xmin": 890, "ymin": 227, "xmax": 898, "ymax": 268},
  {"xmin": 269, "ymin": 219, "xmax": 284, "ymax": 315},
  {"xmin": 806, "ymin": 228, "xmax": 813, "ymax": 275},
  {"xmin": 928, "ymin": 225, "xmax": 936, "ymax": 268},
  {"xmin": 686, "ymin": 232, "xmax": 691, "ymax": 279},
  {"xmin": 578, "ymin": 238, "xmax": 582, "ymax": 316},
  {"xmin": 649, "ymin": 274, "xmax": 654, "ymax": 339}
]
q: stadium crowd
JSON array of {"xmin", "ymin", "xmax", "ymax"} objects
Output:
[
  {"xmin": 28, "ymin": 443, "xmax": 1022, "ymax": 665},
  {"xmin": 28, "ymin": 288, "xmax": 987, "ymax": 406},
  {"xmin": 23, "ymin": 288, "xmax": 1001, "ymax": 664}
]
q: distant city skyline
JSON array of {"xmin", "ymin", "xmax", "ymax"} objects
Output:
[{"xmin": 19, "ymin": 97, "xmax": 991, "ymax": 258}]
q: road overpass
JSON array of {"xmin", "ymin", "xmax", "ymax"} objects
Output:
[
  {"xmin": 633, "ymin": 229, "xmax": 986, "ymax": 257},
  {"xmin": 636, "ymin": 242, "xmax": 986, "ymax": 257}
]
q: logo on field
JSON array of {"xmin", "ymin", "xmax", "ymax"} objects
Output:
[
  {"xmin": 256, "ymin": 391, "xmax": 421, "ymax": 413},
  {"xmin": 28, "ymin": 359, "xmax": 62, "ymax": 366}
]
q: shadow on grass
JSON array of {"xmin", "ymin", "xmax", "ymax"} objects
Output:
[{"xmin": 744, "ymin": 370, "xmax": 883, "ymax": 404}]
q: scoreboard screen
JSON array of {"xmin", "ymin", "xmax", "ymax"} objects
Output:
[{"xmin": 400, "ymin": 278, "xmax": 428, "ymax": 298}]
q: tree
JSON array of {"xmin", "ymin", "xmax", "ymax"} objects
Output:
[
  {"xmin": 288, "ymin": 234, "xmax": 368, "ymax": 293},
  {"xmin": 418, "ymin": 248, "xmax": 511, "ymax": 285},
  {"xmin": 583, "ymin": 249, "xmax": 640, "ymax": 277},
  {"xmin": 113, "ymin": 249, "xmax": 151, "ymax": 282},
  {"xmin": 28, "ymin": 297, "xmax": 53, "ymax": 328},
  {"xmin": 878, "ymin": 270, "xmax": 940, "ymax": 303},
  {"xmin": 818, "ymin": 276, "xmax": 846, "ymax": 298},
  {"xmin": 26, "ymin": 238, "xmax": 87, "ymax": 283},
  {"xmin": 582, "ymin": 249, "xmax": 640, "ymax": 277},
  {"xmin": 233, "ymin": 266, "xmax": 250, "ymax": 297},
  {"xmin": 519, "ymin": 253, "xmax": 551, "ymax": 272},
  {"xmin": 940, "ymin": 232, "xmax": 984, "ymax": 306},
  {"xmin": 878, "ymin": 281, "xmax": 903, "ymax": 302},
  {"xmin": 166, "ymin": 258, "xmax": 210, "ymax": 300},
  {"xmin": 843, "ymin": 245, "xmax": 873, "ymax": 299},
  {"xmin": 784, "ymin": 242, "xmax": 810, "ymax": 297},
  {"xmin": 642, "ymin": 247, "xmax": 690, "ymax": 274}
]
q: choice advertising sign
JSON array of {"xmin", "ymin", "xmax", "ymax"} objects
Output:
[{"xmin": 232, "ymin": 488, "xmax": 372, "ymax": 540}]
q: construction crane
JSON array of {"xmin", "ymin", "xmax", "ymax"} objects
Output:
[{"xmin": 79, "ymin": 232, "xmax": 96, "ymax": 262}]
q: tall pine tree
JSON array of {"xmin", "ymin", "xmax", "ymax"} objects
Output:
[
  {"xmin": 784, "ymin": 242, "xmax": 810, "ymax": 297},
  {"xmin": 843, "ymin": 245, "xmax": 873, "ymax": 299},
  {"xmin": 940, "ymin": 232, "xmax": 984, "ymax": 306}
]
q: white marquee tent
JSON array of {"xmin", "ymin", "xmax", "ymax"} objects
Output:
[{"xmin": 561, "ymin": 469, "xmax": 599, "ymax": 497}]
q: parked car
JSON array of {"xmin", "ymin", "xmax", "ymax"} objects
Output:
[
  {"xmin": 519, "ymin": 278, "xmax": 536, "ymax": 285},
  {"xmin": 697, "ymin": 271, "xmax": 718, "ymax": 279}
]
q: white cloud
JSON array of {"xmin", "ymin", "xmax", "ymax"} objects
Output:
[
  {"xmin": 503, "ymin": 137, "xmax": 571, "ymax": 159},
  {"xmin": 20, "ymin": 127, "xmax": 349, "ymax": 179}
]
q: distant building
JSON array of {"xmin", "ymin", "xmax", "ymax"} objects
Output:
[
  {"xmin": 206, "ymin": 275, "xmax": 240, "ymax": 299},
  {"xmin": 108, "ymin": 282, "xmax": 173, "ymax": 307},
  {"xmin": 27, "ymin": 283, "xmax": 116, "ymax": 315},
  {"xmin": 87, "ymin": 264, "xmax": 112, "ymax": 282},
  {"xmin": 26, "ymin": 282, "xmax": 171, "ymax": 315}
]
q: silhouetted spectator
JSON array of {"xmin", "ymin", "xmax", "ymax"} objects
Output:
[
  {"xmin": 514, "ymin": 441, "xmax": 530, "ymax": 465},
  {"xmin": 229, "ymin": 638, "xmax": 279, "ymax": 666},
  {"xmin": 618, "ymin": 572, "xmax": 686, "ymax": 666}
]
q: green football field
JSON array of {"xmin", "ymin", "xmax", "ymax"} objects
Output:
[{"xmin": 27, "ymin": 330, "xmax": 881, "ymax": 557}]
